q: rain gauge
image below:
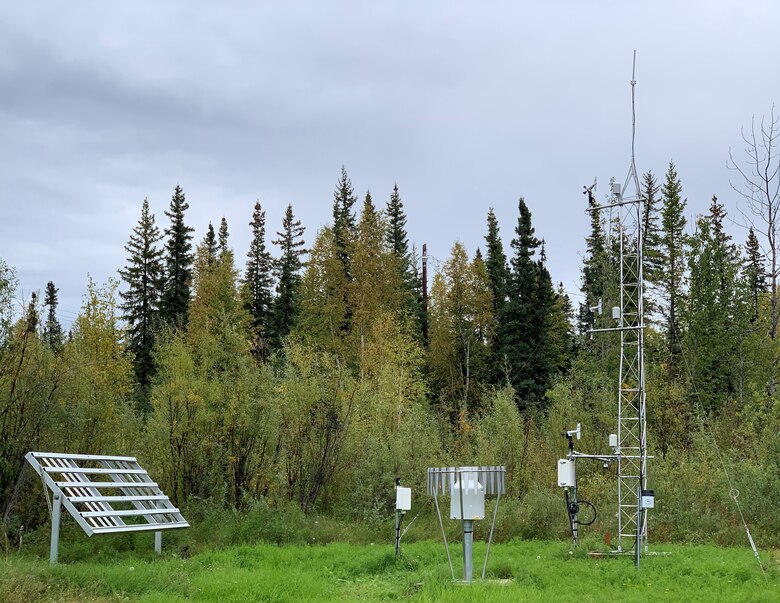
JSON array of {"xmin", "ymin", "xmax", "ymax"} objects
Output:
[{"xmin": 427, "ymin": 466, "xmax": 505, "ymax": 582}]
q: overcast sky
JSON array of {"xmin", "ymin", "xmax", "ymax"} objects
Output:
[{"xmin": 1, "ymin": 2, "xmax": 778, "ymax": 325}]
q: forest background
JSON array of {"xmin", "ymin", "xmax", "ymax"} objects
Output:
[{"xmin": 2, "ymin": 121, "xmax": 780, "ymax": 551}]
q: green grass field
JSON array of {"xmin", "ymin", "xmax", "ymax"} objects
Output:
[{"xmin": 2, "ymin": 538, "xmax": 778, "ymax": 602}]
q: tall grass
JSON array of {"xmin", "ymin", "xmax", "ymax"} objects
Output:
[{"xmin": 2, "ymin": 538, "xmax": 776, "ymax": 602}]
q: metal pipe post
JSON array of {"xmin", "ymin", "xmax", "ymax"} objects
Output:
[
  {"xmin": 155, "ymin": 531, "xmax": 162, "ymax": 555},
  {"xmin": 50, "ymin": 492, "xmax": 62, "ymax": 565},
  {"xmin": 394, "ymin": 511, "xmax": 401, "ymax": 556},
  {"xmin": 463, "ymin": 519, "xmax": 474, "ymax": 582}
]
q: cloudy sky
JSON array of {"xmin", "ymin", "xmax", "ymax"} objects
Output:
[{"xmin": 1, "ymin": 2, "xmax": 778, "ymax": 324}]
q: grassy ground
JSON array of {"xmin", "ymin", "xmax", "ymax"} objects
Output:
[{"xmin": 1, "ymin": 537, "xmax": 778, "ymax": 602}]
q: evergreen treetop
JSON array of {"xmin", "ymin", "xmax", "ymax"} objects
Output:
[
  {"xmin": 119, "ymin": 197, "xmax": 165, "ymax": 399},
  {"xmin": 270, "ymin": 204, "xmax": 306, "ymax": 348},
  {"xmin": 218, "ymin": 217, "xmax": 230, "ymax": 255},
  {"xmin": 244, "ymin": 201, "xmax": 274, "ymax": 348},
  {"xmin": 203, "ymin": 223, "xmax": 218, "ymax": 264},
  {"xmin": 498, "ymin": 198, "xmax": 558, "ymax": 410},
  {"xmin": 161, "ymin": 185, "xmax": 194, "ymax": 327},
  {"xmin": 43, "ymin": 281, "xmax": 64, "ymax": 352},
  {"xmin": 744, "ymin": 226, "xmax": 768, "ymax": 322},
  {"xmin": 386, "ymin": 183, "xmax": 410, "ymax": 262},
  {"xmin": 484, "ymin": 208, "xmax": 510, "ymax": 320},
  {"xmin": 659, "ymin": 161, "xmax": 687, "ymax": 376},
  {"xmin": 332, "ymin": 166, "xmax": 358, "ymax": 280}
]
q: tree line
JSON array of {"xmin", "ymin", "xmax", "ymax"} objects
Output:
[{"xmin": 2, "ymin": 114, "xmax": 780, "ymax": 546}]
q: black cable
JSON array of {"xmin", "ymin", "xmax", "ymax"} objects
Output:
[{"xmin": 576, "ymin": 500, "xmax": 597, "ymax": 526}]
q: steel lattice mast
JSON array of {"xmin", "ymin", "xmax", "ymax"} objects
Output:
[{"xmin": 587, "ymin": 52, "xmax": 648, "ymax": 561}]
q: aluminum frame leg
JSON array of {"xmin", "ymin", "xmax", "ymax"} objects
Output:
[
  {"xmin": 50, "ymin": 493, "xmax": 62, "ymax": 565},
  {"xmin": 154, "ymin": 531, "xmax": 162, "ymax": 555}
]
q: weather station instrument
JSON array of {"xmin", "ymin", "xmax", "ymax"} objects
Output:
[
  {"xmin": 427, "ymin": 466, "xmax": 505, "ymax": 582},
  {"xmin": 559, "ymin": 51, "xmax": 652, "ymax": 568}
]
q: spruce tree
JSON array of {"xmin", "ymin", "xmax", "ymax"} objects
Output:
[
  {"xmin": 42, "ymin": 281, "xmax": 64, "ymax": 352},
  {"xmin": 24, "ymin": 292, "xmax": 39, "ymax": 335},
  {"xmin": 202, "ymin": 222, "xmax": 218, "ymax": 265},
  {"xmin": 218, "ymin": 217, "xmax": 229, "ymax": 255},
  {"xmin": 744, "ymin": 226, "xmax": 768, "ymax": 322},
  {"xmin": 484, "ymin": 209, "xmax": 510, "ymax": 383},
  {"xmin": 484, "ymin": 208, "xmax": 510, "ymax": 324},
  {"xmin": 332, "ymin": 166, "xmax": 358, "ymax": 280},
  {"xmin": 386, "ymin": 184, "xmax": 409, "ymax": 261},
  {"xmin": 161, "ymin": 185, "xmax": 194, "ymax": 327},
  {"xmin": 641, "ymin": 170, "xmax": 662, "ymax": 317},
  {"xmin": 498, "ymin": 198, "xmax": 557, "ymax": 409},
  {"xmin": 385, "ymin": 183, "xmax": 423, "ymax": 329},
  {"xmin": 659, "ymin": 161, "xmax": 687, "ymax": 379},
  {"xmin": 579, "ymin": 190, "xmax": 608, "ymax": 335},
  {"xmin": 244, "ymin": 202, "xmax": 274, "ymax": 354},
  {"xmin": 119, "ymin": 197, "xmax": 165, "ymax": 396},
  {"xmin": 270, "ymin": 204, "xmax": 306, "ymax": 348},
  {"xmin": 685, "ymin": 198, "xmax": 742, "ymax": 411}
]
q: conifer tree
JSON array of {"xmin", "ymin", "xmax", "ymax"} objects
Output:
[
  {"xmin": 24, "ymin": 292, "xmax": 39, "ymax": 335},
  {"xmin": 579, "ymin": 190, "xmax": 608, "ymax": 335},
  {"xmin": 244, "ymin": 202, "xmax": 274, "ymax": 354},
  {"xmin": 550, "ymin": 282, "xmax": 576, "ymax": 372},
  {"xmin": 202, "ymin": 223, "xmax": 218, "ymax": 265},
  {"xmin": 484, "ymin": 209, "xmax": 510, "ymax": 322},
  {"xmin": 218, "ymin": 217, "xmax": 229, "ymax": 255},
  {"xmin": 659, "ymin": 161, "xmax": 687, "ymax": 378},
  {"xmin": 498, "ymin": 198, "xmax": 557, "ymax": 409},
  {"xmin": 270, "ymin": 204, "xmax": 306, "ymax": 348},
  {"xmin": 161, "ymin": 185, "xmax": 194, "ymax": 327},
  {"xmin": 641, "ymin": 170, "xmax": 662, "ymax": 317},
  {"xmin": 385, "ymin": 184, "xmax": 423, "ymax": 329},
  {"xmin": 332, "ymin": 166, "xmax": 358, "ymax": 281},
  {"xmin": 42, "ymin": 281, "xmax": 64, "ymax": 352},
  {"xmin": 744, "ymin": 226, "xmax": 768, "ymax": 322},
  {"xmin": 386, "ymin": 184, "xmax": 409, "ymax": 262},
  {"xmin": 684, "ymin": 197, "xmax": 742, "ymax": 410},
  {"xmin": 119, "ymin": 198, "xmax": 165, "ymax": 396},
  {"xmin": 642, "ymin": 171, "xmax": 662, "ymax": 274},
  {"xmin": 484, "ymin": 208, "xmax": 511, "ymax": 383},
  {"xmin": 535, "ymin": 241, "xmax": 562, "ymax": 375}
]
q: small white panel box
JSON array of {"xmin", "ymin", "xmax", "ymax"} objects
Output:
[
  {"xmin": 641, "ymin": 490, "xmax": 655, "ymax": 509},
  {"xmin": 450, "ymin": 477, "xmax": 485, "ymax": 520},
  {"xmin": 557, "ymin": 459, "xmax": 576, "ymax": 487},
  {"xmin": 396, "ymin": 487, "xmax": 411, "ymax": 511}
]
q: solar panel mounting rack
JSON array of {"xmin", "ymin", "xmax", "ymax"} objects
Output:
[{"xmin": 25, "ymin": 451, "xmax": 189, "ymax": 564}]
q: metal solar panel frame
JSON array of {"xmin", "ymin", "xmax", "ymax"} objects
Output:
[{"xmin": 25, "ymin": 451, "xmax": 189, "ymax": 563}]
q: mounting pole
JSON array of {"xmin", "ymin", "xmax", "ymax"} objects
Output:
[
  {"xmin": 155, "ymin": 531, "xmax": 162, "ymax": 555},
  {"xmin": 422, "ymin": 244, "xmax": 429, "ymax": 346},
  {"xmin": 50, "ymin": 492, "xmax": 62, "ymax": 565},
  {"xmin": 394, "ymin": 477, "xmax": 402, "ymax": 557}
]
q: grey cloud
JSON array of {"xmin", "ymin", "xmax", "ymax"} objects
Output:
[{"xmin": 1, "ymin": 1, "xmax": 778, "ymax": 326}]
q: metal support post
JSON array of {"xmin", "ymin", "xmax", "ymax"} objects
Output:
[
  {"xmin": 394, "ymin": 511, "xmax": 401, "ymax": 557},
  {"xmin": 50, "ymin": 492, "xmax": 62, "ymax": 565},
  {"xmin": 462, "ymin": 520, "xmax": 474, "ymax": 582},
  {"xmin": 154, "ymin": 531, "xmax": 162, "ymax": 555}
]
